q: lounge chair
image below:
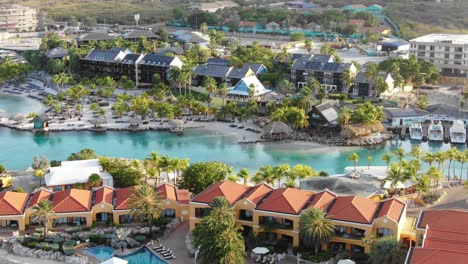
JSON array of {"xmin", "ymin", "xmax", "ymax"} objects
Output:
[
  {"xmin": 153, "ymin": 244, "xmax": 163, "ymax": 250},
  {"xmin": 261, "ymin": 256, "xmax": 268, "ymax": 263},
  {"xmin": 255, "ymin": 255, "xmax": 262, "ymax": 262},
  {"xmin": 155, "ymin": 247, "xmax": 166, "ymax": 252},
  {"xmin": 269, "ymin": 257, "xmax": 275, "ymax": 264},
  {"xmin": 164, "ymin": 254, "xmax": 175, "ymax": 260},
  {"xmin": 161, "ymin": 249, "xmax": 172, "ymax": 254}
]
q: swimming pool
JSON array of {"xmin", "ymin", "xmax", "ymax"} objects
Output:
[
  {"xmin": 117, "ymin": 246, "xmax": 168, "ymax": 264},
  {"xmin": 83, "ymin": 246, "xmax": 116, "ymax": 261}
]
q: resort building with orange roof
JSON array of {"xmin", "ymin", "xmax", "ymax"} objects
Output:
[
  {"xmin": 405, "ymin": 209, "xmax": 468, "ymax": 264},
  {"xmin": 189, "ymin": 181, "xmax": 410, "ymax": 253},
  {"xmin": 0, "ymin": 183, "xmax": 191, "ymax": 232}
]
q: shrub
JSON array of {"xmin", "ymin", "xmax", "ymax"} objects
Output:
[
  {"xmin": 65, "ymin": 227, "xmax": 80, "ymax": 233},
  {"xmin": 51, "ymin": 243, "xmax": 60, "ymax": 251},
  {"xmin": 422, "ymin": 192, "xmax": 441, "ymax": 205},
  {"xmin": 35, "ymin": 242, "xmax": 50, "ymax": 249},
  {"xmin": 52, "ymin": 236, "xmax": 64, "ymax": 243},
  {"xmin": 89, "ymin": 234, "xmax": 106, "ymax": 245},
  {"xmin": 23, "ymin": 241, "xmax": 38, "ymax": 248},
  {"xmin": 62, "ymin": 240, "xmax": 76, "ymax": 256}
]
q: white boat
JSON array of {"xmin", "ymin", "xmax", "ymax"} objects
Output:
[
  {"xmin": 428, "ymin": 121, "xmax": 444, "ymax": 141},
  {"xmin": 409, "ymin": 122, "xmax": 423, "ymax": 140},
  {"xmin": 450, "ymin": 120, "xmax": 466, "ymax": 144}
]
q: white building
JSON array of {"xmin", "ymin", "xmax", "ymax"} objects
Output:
[
  {"xmin": 409, "ymin": 34, "xmax": 468, "ymax": 78},
  {"xmin": 0, "ymin": 5, "xmax": 39, "ymax": 32},
  {"xmin": 44, "ymin": 159, "xmax": 113, "ymax": 191}
]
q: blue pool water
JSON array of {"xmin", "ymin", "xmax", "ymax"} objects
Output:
[
  {"xmin": 117, "ymin": 246, "xmax": 168, "ymax": 264},
  {"xmin": 83, "ymin": 246, "xmax": 116, "ymax": 261}
]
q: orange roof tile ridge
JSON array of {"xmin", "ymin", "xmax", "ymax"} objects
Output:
[
  {"xmin": 0, "ymin": 193, "xmax": 23, "ymax": 214},
  {"xmin": 352, "ymin": 196, "xmax": 374, "ymax": 223},
  {"xmin": 283, "ymin": 188, "xmax": 299, "ymax": 214}
]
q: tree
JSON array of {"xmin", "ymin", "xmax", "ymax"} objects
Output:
[
  {"xmin": 88, "ymin": 173, "xmax": 102, "ymax": 187},
  {"xmin": 203, "ymin": 77, "xmax": 217, "ymax": 107},
  {"xmin": 369, "ymin": 237, "xmax": 407, "ymax": 264},
  {"xmin": 178, "ymin": 161, "xmax": 232, "ymax": 194},
  {"xmin": 307, "ymin": 78, "xmax": 321, "ymax": 98},
  {"xmin": 367, "ymin": 156, "xmax": 373, "ymax": 169},
  {"xmin": 386, "ymin": 163, "xmax": 406, "ymax": 194},
  {"xmin": 34, "ymin": 169, "xmax": 45, "ymax": 186},
  {"xmin": 446, "ymin": 147, "xmax": 459, "ymax": 181},
  {"xmin": 409, "ymin": 146, "xmax": 422, "ymax": 160},
  {"xmin": 277, "ymin": 79, "xmax": 294, "ymax": 95},
  {"xmin": 200, "ymin": 22, "xmax": 208, "ymax": 34},
  {"xmin": 193, "ymin": 197, "xmax": 246, "ymax": 264},
  {"xmin": 0, "ymin": 165, "xmax": 5, "ymax": 174},
  {"xmin": 99, "ymin": 157, "xmax": 141, "ymax": 187},
  {"xmin": 348, "ymin": 153, "xmax": 359, "ymax": 171},
  {"xmin": 338, "ymin": 107, "xmax": 351, "ymax": 127},
  {"xmin": 128, "ymin": 184, "xmax": 163, "ymax": 235},
  {"xmin": 32, "ymin": 156, "xmax": 50, "ymax": 171},
  {"xmin": 292, "ymin": 164, "xmax": 318, "ymax": 180},
  {"xmin": 416, "ymin": 95, "xmax": 429, "ymax": 110},
  {"xmin": 425, "ymin": 166, "xmax": 442, "ymax": 193},
  {"xmin": 392, "ymin": 147, "xmax": 406, "ymax": 163},
  {"xmin": 423, "ymin": 152, "xmax": 436, "ymax": 166},
  {"xmin": 273, "ymin": 164, "xmax": 290, "ymax": 187},
  {"xmin": 67, "ymin": 148, "xmax": 98, "ymax": 160},
  {"xmin": 381, "ymin": 153, "xmax": 392, "ymax": 169},
  {"xmin": 237, "ymin": 168, "xmax": 250, "ymax": 185},
  {"xmin": 252, "ymin": 165, "xmax": 275, "ymax": 185},
  {"xmin": 299, "ymin": 208, "xmax": 335, "ymax": 256},
  {"xmin": 31, "ymin": 200, "xmax": 55, "ymax": 238},
  {"xmin": 341, "ymin": 69, "xmax": 355, "ymax": 93},
  {"xmin": 366, "ymin": 62, "xmax": 380, "ymax": 85},
  {"xmin": 304, "ymin": 38, "xmax": 314, "ymax": 53}
]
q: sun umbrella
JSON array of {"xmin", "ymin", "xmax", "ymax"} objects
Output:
[
  {"xmin": 252, "ymin": 247, "xmax": 269, "ymax": 255},
  {"xmin": 127, "ymin": 117, "xmax": 140, "ymax": 124},
  {"xmin": 89, "ymin": 116, "xmax": 107, "ymax": 126},
  {"xmin": 383, "ymin": 180, "xmax": 406, "ymax": 189},
  {"xmin": 168, "ymin": 119, "xmax": 184, "ymax": 127},
  {"xmin": 100, "ymin": 257, "xmax": 128, "ymax": 264}
]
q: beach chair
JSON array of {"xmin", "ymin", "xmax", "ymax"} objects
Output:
[
  {"xmin": 153, "ymin": 244, "xmax": 163, "ymax": 250},
  {"xmin": 255, "ymin": 255, "xmax": 262, "ymax": 262},
  {"xmin": 261, "ymin": 256, "xmax": 268, "ymax": 263},
  {"xmin": 155, "ymin": 246, "xmax": 166, "ymax": 252},
  {"xmin": 269, "ymin": 257, "xmax": 275, "ymax": 264},
  {"xmin": 162, "ymin": 250, "xmax": 173, "ymax": 256},
  {"xmin": 164, "ymin": 254, "xmax": 175, "ymax": 260}
]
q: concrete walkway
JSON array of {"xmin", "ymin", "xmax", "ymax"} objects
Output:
[{"xmin": 157, "ymin": 221, "xmax": 192, "ymax": 264}]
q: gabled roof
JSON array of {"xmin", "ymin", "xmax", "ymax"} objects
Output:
[
  {"xmin": 123, "ymin": 30, "xmax": 159, "ymax": 39},
  {"xmin": 121, "ymin": 54, "xmax": 142, "ymax": 64},
  {"xmin": 191, "ymin": 181, "xmax": 250, "ymax": 205},
  {"xmin": 417, "ymin": 210, "xmax": 468, "ymax": 232},
  {"xmin": 327, "ymin": 196, "xmax": 379, "ymax": 224},
  {"xmin": 139, "ymin": 54, "xmax": 178, "ymax": 66},
  {"xmin": 406, "ymin": 248, "xmax": 468, "ymax": 264},
  {"xmin": 425, "ymin": 104, "xmax": 461, "ymax": 118},
  {"xmin": 227, "ymin": 66, "xmax": 253, "ymax": 79},
  {"xmin": 423, "ymin": 228, "xmax": 468, "ymax": 252},
  {"xmin": 207, "ymin": 58, "xmax": 231, "ymax": 67},
  {"xmin": 33, "ymin": 114, "xmax": 50, "ymax": 123},
  {"xmin": 228, "ymin": 75, "xmax": 271, "ymax": 96},
  {"xmin": 45, "ymin": 159, "xmax": 103, "ymax": 187},
  {"xmin": 94, "ymin": 186, "xmax": 114, "ymax": 205},
  {"xmin": 27, "ymin": 188, "xmax": 53, "ymax": 209},
  {"xmin": 313, "ymin": 103, "xmax": 338, "ymax": 123},
  {"xmin": 304, "ymin": 61, "xmax": 352, "ymax": 73},
  {"xmin": 243, "ymin": 63, "xmax": 268, "ymax": 74},
  {"xmin": 45, "ymin": 47, "xmax": 69, "ymax": 59},
  {"xmin": 0, "ymin": 191, "xmax": 29, "ymax": 215},
  {"xmin": 377, "ymin": 198, "xmax": 405, "ymax": 223},
  {"xmin": 77, "ymin": 32, "xmax": 114, "ymax": 42},
  {"xmin": 176, "ymin": 33, "xmax": 207, "ymax": 43},
  {"xmin": 242, "ymin": 183, "xmax": 274, "ymax": 204},
  {"xmin": 384, "ymin": 107, "xmax": 429, "ymax": 118},
  {"xmin": 82, "ymin": 48, "xmax": 131, "ymax": 62},
  {"xmin": 193, "ymin": 64, "xmax": 232, "ymax": 78},
  {"xmin": 52, "ymin": 189, "xmax": 92, "ymax": 213},
  {"xmin": 310, "ymin": 54, "xmax": 335, "ymax": 63},
  {"xmin": 157, "ymin": 183, "xmax": 192, "ymax": 204},
  {"xmin": 114, "ymin": 186, "xmax": 137, "ymax": 210},
  {"xmin": 256, "ymin": 188, "xmax": 313, "ymax": 215},
  {"xmin": 355, "ymin": 71, "xmax": 392, "ymax": 84},
  {"xmin": 307, "ymin": 190, "xmax": 336, "ymax": 211}
]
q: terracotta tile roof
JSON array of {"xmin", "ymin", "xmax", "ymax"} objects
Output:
[
  {"xmin": 417, "ymin": 210, "xmax": 468, "ymax": 232},
  {"xmin": 0, "ymin": 191, "xmax": 29, "ymax": 215},
  {"xmin": 424, "ymin": 228, "xmax": 468, "ymax": 252},
  {"xmin": 94, "ymin": 186, "xmax": 114, "ymax": 205},
  {"xmin": 307, "ymin": 190, "xmax": 336, "ymax": 211},
  {"xmin": 243, "ymin": 183, "xmax": 274, "ymax": 204},
  {"xmin": 27, "ymin": 188, "xmax": 53, "ymax": 209},
  {"xmin": 114, "ymin": 186, "xmax": 137, "ymax": 210},
  {"xmin": 176, "ymin": 189, "xmax": 191, "ymax": 204},
  {"xmin": 377, "ymin": 198, "xmax": 405, "ymax": 223},
  {"xmin": 192, "ymin": 181, "xmax": 250, "ymax": 205},
  {"xmin": 407, "ymin": 248, "xmax": 468, "ymax": 264},
  {"xmin": 157, "ymin": 183, "xmax": 177, "ymax": 201},
  {"xmin": 256, "ymin": 188, "xmax": 313, "ymax": 215},
  {"xmin": 52, "ymin": 189, "xmax": 91, "ymax": 213},
  {"xmin": 327, "ymin": 196, "xmax": 379, "ymax": 224}
]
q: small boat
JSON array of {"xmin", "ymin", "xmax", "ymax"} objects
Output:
[
  {"xmin": 409, "ymin": 122, "xmax": 423, "ymax": 140},
  {"xmin": 450, "ymin": 120, "xmax": 466, "ymax": 144},
  {"xmin": 428, "ymin": 121, "xmax": 444, "ymax": 141}
]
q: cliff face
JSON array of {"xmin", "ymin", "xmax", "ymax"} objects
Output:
[{"xmin": 340, "ymin": 121, "xmax": 385, "ymax": 139}]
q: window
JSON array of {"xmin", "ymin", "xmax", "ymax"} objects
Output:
[
  {"xmin": 445, "ymin": 46, "xmax": 450, "ymax": 52},
  {"xmin": 377, "ymin": 228, "xmax": 394, "ymax": 237}
]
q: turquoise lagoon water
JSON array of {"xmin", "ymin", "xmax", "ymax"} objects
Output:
[
  {"xmin": 117, "ymin": 246, "xmax": 168, "ymax": 264},
  {"xmin": 0, "ymin": 94, "xmax": 465, "ymax": 173},
  {"xmin": 0, "ymin": 93, "xmax": 45, "ymax": 116},
  {"xmin": 83, "ymin": 246, "xmax": 116, "ymax": 261}
]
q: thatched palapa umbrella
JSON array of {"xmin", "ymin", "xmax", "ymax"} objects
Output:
[
  {"xmin": 9, "ymin": 113, "xmax": 25, "ymax": 122},
  {"xmin": 168, "ymin": 119, "xmax": 184, "ymax": 127},
  {"xmin": 262, "ymin": 121, "xmax": 293, "ymax": 140},
  {"xmin": 89, "ymin": 116, "xmax": 107, "ymax": 127}
]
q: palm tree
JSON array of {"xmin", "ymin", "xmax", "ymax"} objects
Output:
[
  {"xmin": 367, "ymin": 156, "xmax": 373, "ymax": 169},
  {"xmin": 237, "ymin": 168, "xmax": 249, "ymax": 185},
  {"xmin": 146, "ymin": 151, "xmax": 161, "ymax": 184},
  {"xmin": 203, "ymin": 77, "xmax": 217, "ymax": 107},
  {"xmin": 369, "ymin": 237, "xmax": 408, "ymax": 264},
  {"xmin": 292, "ymin": 164, "xmax": 318, "ymax": 180},
  {"xmin": 307, "ymin": 78, "xmax": 322, "ymax": 98},
  {"xmin": 348, "ymin": 152, "xmax": 359, "ymax": 171},
  {"xmin": 193, "ymin": 197, "xmax": 246, "ymax": 264},
  {"xmin": 200, "ymin": 22, "xmax": 208, "ymax": 34},
  {"xmin": 170, "ymin": 157, "xmax": 189, "ymax": 185},
  {"xmin": 158, "ymin": 155, "xmax": 174, "ymax": 183},
  {"xmin": 365, "ymin": 62, "xmax": 380, "ymax": 84},
  {"xmin": 422, "ymin": 152, "xmax": 436, "ymax": 166},
  {"xmin": 304, "ymin": 38, "xmax": 314, "ymax": 53},
  {"xmin": 252, "ymin": 165, "xmax": 275, "ymax": 185},
  {"xmin": 31, "ymin": 200, "xmax": 55, "ymax": 238},
  {"xmin": 128, "ymin": 184, "xmax": 163, "ymax": 235},
  {"xmin": 299, "ymin": 208, "xmax": 335, "ymax": 256},
  {"xmin": 446, "ymin": 147, "xmax": 459, "ymax": 181},
  {"xmin": 457, "ymin": 151, "xmax": 467, "ymax": 181},
  {"xmin": 425, "ymin": 166, "xmax": 442, "ymax": 193},
  {"xmin": 218, "ymin": 83, "xmax": 229, "ymax": 105},
  {"xmin": 381, "ymin": 153, "xmax": 392, "ymax": 170},
  {"xmin": 341, "ymin": 69, "xmax": 355, "ymax": 93},
  {"xmin": 273, "ymin": 164, "xmax": 290, "ymax": 187},
  {"xmin": 34, "ymin": 169, "xmax": 45, "ymax": 186},
  {"xmin": 338, "ymin": 107, "xmax": 352, "ymax": 127},
  {"xmin": 386, "ymin": 163, "xmax": 405, "ymax": 195},
  {"xmin": 392, "ymin": 147, "xmax": 405, "ymax": 163}
]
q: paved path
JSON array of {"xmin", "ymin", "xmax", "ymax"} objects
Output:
[
  {"xmin": 158, "ymin": 221, "xmax": 192, "ymax": 264},
  {"xmin": 407, "ymin": 186, "xmax": 468, "ymax": 217}
]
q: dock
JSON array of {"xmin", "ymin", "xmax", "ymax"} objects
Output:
[{"xmin": 422, "ymin": 123, "xmax": 429, "ymax": 141}]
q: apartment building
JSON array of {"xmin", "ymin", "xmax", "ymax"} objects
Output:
[
  {"xmin": 0, "ymin": 5, "xmax": 39, "ymax": 32},
  {"xmin": 0, "ymin": 183, "xmax": 191, "ymax": 232},
  {"xmin": 409, "ymin": 34, "xmax": 468, "ymax": 79},
  {"xmin": 189, "ymin": 181, "xmax": 411, "ymax": 254},
  {"xmin": 405, "ymin": 209, "xmax": 468, "ymax": 264}
]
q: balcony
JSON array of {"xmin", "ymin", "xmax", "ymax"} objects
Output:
[
  {"xmin": 239, "ymin": 210, "xmax": 253, "ymax": 221},
  {"xmin": 334, "ymin": 232, "xmax": 365, "ymax": 240},
  {"xmin": 259, "ymin": 217, "xmax": 294, "ymax": 230},
  {"xmin": 194, "ymin": 208, "xmax": 210, "ymax": 218}
]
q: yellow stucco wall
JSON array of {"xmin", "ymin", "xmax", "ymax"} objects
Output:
[
  {"xmin": 48, "ymin": 212, "xmax": 92, "ymax": 230},
  {"xmin": 92, "ymin": 203, "xmax": 114, "ymax": 222},
  {"xmin": 0, "ymin": 215, "xmax": 25, "ymax": 231}
]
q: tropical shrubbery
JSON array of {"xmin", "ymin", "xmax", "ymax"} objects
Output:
[{"xmin": 99, "ymin": 157, "xmax": 142, "ymax": 187}]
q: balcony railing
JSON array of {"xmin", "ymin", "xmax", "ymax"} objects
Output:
[
  {"xmin": 334, "ymin": 232, "xmax": 364, "ymax": 240},
  {"xmin": 239, "ymin": 215, "xmax": 253, "ymax": 221},
  {"xmin": 259, "ymin": 221, "xmax": 293, "ymax": 230}
]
